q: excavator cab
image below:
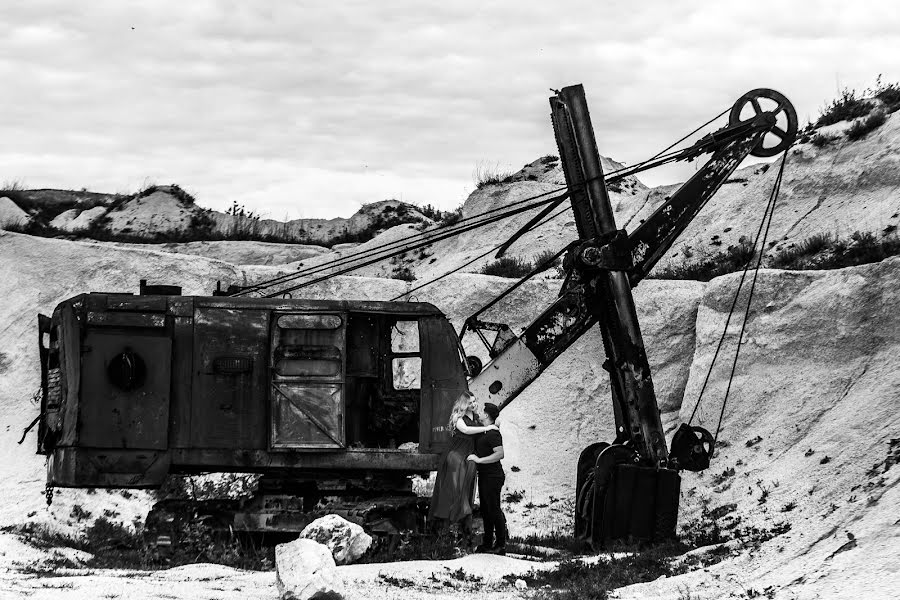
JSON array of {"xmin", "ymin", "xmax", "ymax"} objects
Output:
[{"xmin": 36, "ymin": 288, "xmax": 468, "ymax": 494}]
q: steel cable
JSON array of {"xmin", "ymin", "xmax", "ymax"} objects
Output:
[{"xmin": 685, "ymin": 150, "xmax": 788, "ymax": 454}]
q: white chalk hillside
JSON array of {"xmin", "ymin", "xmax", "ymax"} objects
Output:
[
  {"xmin": 0, "ymin": 228, "xmax": 898, "ymax": 599},
  {"xmin": 1, "ymin": 105, "xmax": 899, "ymax": 599}
]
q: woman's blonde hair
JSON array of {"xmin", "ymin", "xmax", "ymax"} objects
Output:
[{"xmin": 448, "ymin": 391, "xmax": 474, "ymax": 431}]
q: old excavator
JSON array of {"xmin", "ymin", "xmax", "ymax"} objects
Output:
[{"xmin": 31, "ymin": 85, "xmax": 797, "ymax": 552}]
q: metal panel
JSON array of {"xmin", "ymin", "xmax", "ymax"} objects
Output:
[
  {"xmin": 419, "ymin": 316, "xmax": 467, "ymax": 453},
  {"xmin": 271, "ymin": 384, "xmax": 344, "ymax": 448},
  {"xmin": 192, "ymin": 307, "xmax": 269, "ymax": 449},
  {"xmin": 79, "ymin": 332, "xmax": 171, "ymax": 449},
  {"xmin": 87, "ymin": 312, "xmax": 166, "ymax": 328},
  {"xmin": 170, "ymin": 313, "xmax": 194, "ymax": 448}
]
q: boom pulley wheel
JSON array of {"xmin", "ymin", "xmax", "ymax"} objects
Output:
[{"xmin": 729, "ymin": 88, "xmax": 798, "ymax": 157}]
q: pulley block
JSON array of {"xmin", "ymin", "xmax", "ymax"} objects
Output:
[
  {"xmin": 669, "ymin": 423, "xmax": 715, "ymax": 472},
  {"xmin": 729, "ymin": 88, "xmax": 798, "ymax": 157}
]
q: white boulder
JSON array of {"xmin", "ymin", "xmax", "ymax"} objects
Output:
[
  {"xmin": 300, "ymin": 514, "xmax": 372, "ymax": 565},
  {"xmin": 49, "ymin": 208, "xmax": 79, "ymax": 230},
  {"xmin": 68, "ymin": 206, "xmax": 108, "ymax": 231},
  {"xmin": 275, "ymin": 538, "xmax": 345, "ymax": 600},
  {"xmin": 0, "ymin": 196, "xmax": 29, "ymax": 229}
]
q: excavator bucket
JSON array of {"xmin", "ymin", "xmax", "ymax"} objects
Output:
[{"xmin": 576, "ymin": 444, "xmax": 680, "ymax": 547}]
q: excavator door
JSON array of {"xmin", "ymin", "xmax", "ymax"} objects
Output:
[{"xmin": 270, "ymin": 313, "xmax": 346, "ymax": 449}]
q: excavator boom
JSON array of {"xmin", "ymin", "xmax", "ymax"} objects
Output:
[{"xmin": 466, "ymin": 85, "xmax": 797, "ymax": 546}]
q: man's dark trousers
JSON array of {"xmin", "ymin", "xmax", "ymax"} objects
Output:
[{"xmin": 478, "ymin": 475, "xmax": 506, "ymax": 548}]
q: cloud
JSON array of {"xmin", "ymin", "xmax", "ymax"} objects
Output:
[{"xmin": 2, "ymin": 1, "xmax": 899, "ymax": 217}]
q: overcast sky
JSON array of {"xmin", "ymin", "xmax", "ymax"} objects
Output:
[{"xmin": 3, "ymin": 1, "xmax": 899, "ymax": 219}]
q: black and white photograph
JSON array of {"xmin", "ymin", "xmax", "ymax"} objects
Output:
[{"xmin": 1, "ymin": 2, "xmax": 898, "ymax": 599}]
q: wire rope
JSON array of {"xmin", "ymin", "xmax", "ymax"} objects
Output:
[
  {"xmin": 231, "ymin": 105, "xmax": 738, "ymax": 297},
  {"xmin": 389, "ymin": 204, "xmax": 574, "ymax": 302},
  {"xmin": 685, "ymin": 150, "xmax": 789, "ymax": 451}
]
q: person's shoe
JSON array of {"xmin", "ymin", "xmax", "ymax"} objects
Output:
[
  {"xmin": 474, "ymin": 544, "xmax": 491, "ymax": 554},
  {"xmin": 491, "ymin": 545, "xmax": 506, "ymax": 556}
]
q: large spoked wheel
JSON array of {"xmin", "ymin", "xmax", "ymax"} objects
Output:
[{"xmin": 729, "ymin": 88, "xmax": 798, "ymax": 157}]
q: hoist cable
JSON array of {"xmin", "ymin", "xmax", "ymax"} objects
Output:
[
  {"xmin": 232, "ymin": 186, "xmax": 569, "ymax": 297},
  {"xmin": 265, "ymin": 192, "xmax": 574, "ymax": 298},
  {"xmin": 710, "ymin": 151, "xmax": 787, "ymax": 454},
  {"xmin": 234, "ymin": 106, "xmax": 739, "ymax": 297},
  {"xmin": 686, "ymin": 152, "xmax": 787, "ymax": 426},
  {"xmin": 389, "ymin": 203, "xmax": 574, "ymax": 302}
]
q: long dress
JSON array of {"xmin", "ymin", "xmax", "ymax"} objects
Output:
[{"xmin": 428, "ymin": 415, "xmax": 479, "ymax": 526}]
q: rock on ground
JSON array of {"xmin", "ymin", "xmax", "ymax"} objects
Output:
[
  {"xmin": 300, "ymin": 514, "xmax": 373, "ymax": 565},
  {"xmin": 276, "ymin": 538, "xmax": 345, "ymax": 600}
]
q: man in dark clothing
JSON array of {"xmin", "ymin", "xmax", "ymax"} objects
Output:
[{"xmin": 467, "ymin": 402, "xmax": 507, "ymax": 554}]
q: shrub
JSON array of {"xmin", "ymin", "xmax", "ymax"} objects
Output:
[
  {"xmin": 392, "ymin": 266, "xmax": 416, "ymax": 281},
  {"xmin": 873, "ymin": 75, "xmax": 900, "ymax": 112},
  {"xmin": 533, "ymin": 249, "xmax": 562, "ymax": 270},
  {"xmin": 480, "ymin": 256, "xmax": 533, "ymax": 278},
  {"xmin": 811, "ymin": 133, "xmax": 839, "ymax": 148},
  {"xmin": 439, "ymin": 206, "xmax": 463, "ymax": 227},
  {"xmin": 814, "ymin": 88, "xmax": 873, "ymax": 128},
  {"xmin": 846, "ymin": 110, "xmax": 887, "ymax": 141},
  {"xmin": 651, "ymin": 238, "xmax": 756, "ymax": 282}
]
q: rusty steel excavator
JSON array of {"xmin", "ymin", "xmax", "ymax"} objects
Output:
[{"xmin": 32, "ymin": 85, "xmax": 797, "ymax": 552}]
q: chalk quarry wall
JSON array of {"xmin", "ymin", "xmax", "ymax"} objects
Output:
[{"xmin": 0, "ymin": 231, "xmax": 898, "ymax": 598}]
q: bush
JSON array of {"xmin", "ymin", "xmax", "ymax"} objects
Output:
[
  {"xmin": 651, "ymin": 239, "xmax": 756, "ymax": 282},
  {"xmin": 392, "ymin": 266, "xmax": 416, "ymax": 281},
  {"xmin": 811, "ymin": 133, "xmax": 839, "ymax": 148},
  {"xmin": 480, "ymin": 256, "xmax": 533, "ymax": 278},
  {"xmin": 814, "ymin": 88, "xmax": 873, "ymax": 128},
  {"xmin": 533, "ymin": 249, "xmax": 562, "ymax": 270},
  {"xmin": 770, "ymin": 230, "xmax": 900, "ymax": 270},
  {"xmin": 873, "ymin": 75, "xmax": 900, "ymax": 113},
  {"xmin": 846, "ymin": 110, "xmax": 887, "ymax": 141}
]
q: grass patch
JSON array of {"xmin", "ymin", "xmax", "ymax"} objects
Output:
[
  {"xmin": 508, "ymin": 531, "xmax": 591, "ymax": 557},
  {"xmin": 770, "ymin": 230, "xmax": 900, "ymax": 270},
  {"xmin": 654, "ymin": 231, "xmax": 900, "ymax": 281},
  {"xmin": 520, "ymin": 542, "xmax": 689, "ymax": 600},
  {"xmin": 4, "ymin": 515, "xmax": 275, "ymax": 572},
  {"xmin": 473, "ymin": 162, "xmax": 515, "ymax": 189},
  {"xmin": 359, "ymin": 531, "xmax": 461, "ymax": 563}
]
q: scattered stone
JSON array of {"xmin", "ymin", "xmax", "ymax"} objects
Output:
[
  {"xmin": 275, "ymin": 538, "xmax": 345, "ymax": 600},
  {"xmin": 300, "ymin": 514, "xmax": 372, "ymax": 565},
  {"xmin": 515, "ymin": 578, "xmax": 528, "ymax": 590}
]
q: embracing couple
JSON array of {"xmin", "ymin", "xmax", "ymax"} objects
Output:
[{"xmin": 428, "ymin": 390, "xmax": 508, "ymax": 554}]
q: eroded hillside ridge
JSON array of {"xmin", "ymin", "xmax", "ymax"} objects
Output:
[
  {"xmin": 3, "ymin": 108, "xmax": 898, "ymax": 279},
  {"xmin": 0, "ymin": 185, "xmax": 437, "ymax": 247}
]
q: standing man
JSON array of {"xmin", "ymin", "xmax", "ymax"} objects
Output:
[{"xmin": 467, "ymin": 402, "xmax": 507, "ymax": 555}]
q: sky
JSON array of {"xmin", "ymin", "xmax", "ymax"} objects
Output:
[{"xmin": 2, "ymin": 1, "xmax": 899, "ymax": 219}]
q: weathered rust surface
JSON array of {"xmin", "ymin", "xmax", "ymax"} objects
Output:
[
  {"xmin": 192, "ymin": 307, "xmax": 269, "ymax": 449},
  {"xmin": 41, "ymin": 292, "xmax": 464, "ymax": 488},
  {"xmin": 626, "ymin": 131, "xmax": 766, "ymax": 284}
]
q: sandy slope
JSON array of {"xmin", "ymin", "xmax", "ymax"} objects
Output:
[{"xmin": 1, "ymin": 236, "xmax": 898, "ymax": 598}]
